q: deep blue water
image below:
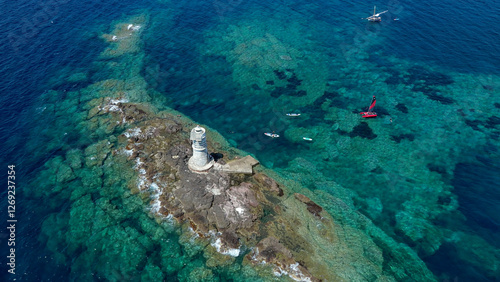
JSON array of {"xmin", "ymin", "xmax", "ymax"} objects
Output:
[
  {"xmin": 383, "ymin": 0, "xmax": 500, "ymax": 73},
  {"xmin": 1, "ymin": 0, "xmax": 499, "ymax": 280}
]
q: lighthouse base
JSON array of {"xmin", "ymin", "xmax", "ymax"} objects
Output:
[{"xmin": 188, "ymin": 157, "xmax": 215, "ymax": 173}]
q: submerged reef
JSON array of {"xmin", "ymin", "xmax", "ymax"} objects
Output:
[{"xmin": 202, "ymin": 19, "xmax": 329, "ymax": 108}]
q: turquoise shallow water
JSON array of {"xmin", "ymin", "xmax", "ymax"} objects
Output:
[{"xmin": 1, "ymin": 0, "xmax": 500, "ymax": 280}]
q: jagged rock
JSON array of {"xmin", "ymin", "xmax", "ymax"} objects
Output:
[
  {"xmin": 212, "ymin": 203, "xmax": 230, "ymax": 229},
  {"xmin": 250, "ymin": 236, "xmax": 317, "ymax": 282},
  {"xmin": 56, "ymin": 162, "xmax": 76, "ymax": 184},
  {"xmin": 254, "ymin": 236, "xmax": 293, "ymax": 263},
  {"xmin": 221, "ymin": 230, "xmax": 240, "ymax": 250},
  {"xmin": 254, "ymin": 173, "xmax": 283, "ymax": 196}
]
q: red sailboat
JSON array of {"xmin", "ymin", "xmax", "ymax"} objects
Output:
[{"xmin": 360, "ymin": 96, "xmax": 377, "ymax": 118}]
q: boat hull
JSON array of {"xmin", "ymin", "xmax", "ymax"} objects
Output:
[
  {"xmin": 360, "ymin": 112, "xmax": 377, "ymax": 118},
  {"xmin": 264, "ymin": 133, "xmax": 279, "ymax": 138}
]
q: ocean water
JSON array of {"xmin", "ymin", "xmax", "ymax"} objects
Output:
[{"xmin": 1, "ymin": 0, "xmax": 499, "ymax": 281}]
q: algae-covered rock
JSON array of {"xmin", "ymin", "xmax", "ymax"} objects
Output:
[
  {"xmin": 178, "ymin": 230, "xmax": 206, "ymax": 258},
  {"xmin": 141, "ymin": 262, "xmax": 165, "ymax": 281},
  {"xmin": 284, "ymin": 126, "xmax": 315, "ymax": 143},
  {"xmin": 68, "ymin": 180, "xmax": 87, "ymax": 202},
  {"xmin": 83, "ymin": 225, "xmax": 148, "ymax": 281},
  {"xmin": 66, "ymin": 149, "xmax": 83, "ymax": 169},
  {"xmin": 188, "ymin": 266, "xmax": 217, "ymax": 282},
  {"xmin": 67, "ymin": 194, "xmax": 96, "ymax": 250},
  {"xmin": 159, "ymin": 239, "xmax": 184, "ymax": 275},
  {"xmin": 56, "ymin": 162, "xmax": 75, "ymax": 184},
  {"xmin": 395, "ymin": 209, "xmax": 443, "ymax": 256},
  {"xmin": 79, "ymin": 166, "xmax": 103, "ymax": 190},
  {"xmin": 204, "ymin": 247, "xmax": 236, "ymax": 268},
  {"xmin": 365, "ymin": 197, "xmax": 384, "ymax": 219},
  {"xmin": 395, "ymin": 198, "xmax": 446, "ymax": 256},
  {"xmin": 254, "ymin": 172, "xmax": 283, "ymax": 196},
  {"xmin": 122, "ymin": 191, "xmax": 143, "ymax": 214},
  {"xmin": 84, "ymin": 139, "xmax": 113, "ymax": 167}
]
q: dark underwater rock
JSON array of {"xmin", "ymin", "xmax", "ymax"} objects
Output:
[
  {"xmin": 270, "ymin": 87, "xmax": 283, "ymax": 98},
  {"xmin": 422, "ymin": 91, "xmax": 454, "ymax": 105},
  {"xmin": 406, "ymin": 66, "xmax": 454, "ymax": 86},
  {"xmin": 270, "ymin": 87, "xmax": 307, "ymax": 98},
  {"xmin": 485, "ymin": 116, "xmax": 500, "ymax": 129},
  {"xmin": 374, "ymin": 106, "xmax": 390, "ymax": 116},
  {"xmin": 312, "ymin": 90, "xmax": 346, "ymax": 109},
  {"xmin": 384, "ymin": 69, "xmax": 405, "ymax": 85},
  {"xmin": 387, "ymin": 66, "xmax": 455, "ymax": 106},
  {"xmin": 391, "ymin": 133, "xmax": 415, "ymax": 143},
  {"xmin": 251, "ymin": 83, "xmax": 261, "ymax": 90},
  {"xmin": 350, "ymin": 122, "xmax": 377, "ymax": 139},
  {"xmin": 427, "ymin": 163, "xmax": 447, "ymax": 175},
  {"xmin": 286, "ymin": 73, "xmax": 302, "ymax": 87},
  {"xmin": 396, "ymin": 103, "xmax": 409, "ymax": 113},
  {"xmin": 295, "ymin": 90, "xmax": 307, "ymax": 97},
  {"xmin": 465, "ymin": 119, "xmax": 482, "ymax": 131},
  {"xmin": 273, "ymin": 70, "xmax": 287, "ymax": 80}
]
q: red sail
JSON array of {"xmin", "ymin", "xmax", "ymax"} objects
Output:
[{"xmin": 368, "ymin": 96, "xmax": 376, "ymax": 111}]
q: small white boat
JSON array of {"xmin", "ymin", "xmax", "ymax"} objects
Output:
[
  {"xmin": 264, "ymin": 132, "xmax": 279, "ymax": 138},
  {"xmin": 364, "ymin": 6, "xmax": 388, "ymax": 22},
  {"xmin": 286, "ymin": 113, "xmax": 301, "ymax": 117},
  {"xmin": 303, "ymin": 137, "xmax": 313, "ymax": 141}
]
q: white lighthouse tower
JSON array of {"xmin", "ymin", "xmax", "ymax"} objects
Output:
[{"xmin": 188, "ymin": 125, "xmax": 214, "ymax": 172}]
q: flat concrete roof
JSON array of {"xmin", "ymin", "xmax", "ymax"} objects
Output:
[{"xmin": 216, "ymin": 155, "xmax": 259, "ymax": 174}]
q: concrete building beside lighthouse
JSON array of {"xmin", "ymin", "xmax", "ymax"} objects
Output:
[{"xmin": 188, "ymin": 125, "xmax": 214, "ymax": 172}]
